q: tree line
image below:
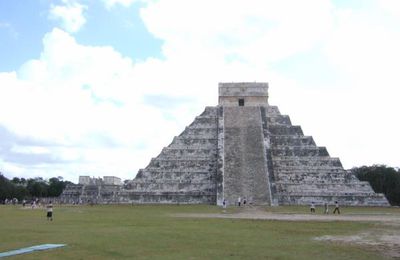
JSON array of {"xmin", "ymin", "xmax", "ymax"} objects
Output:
[
  {"xmin": 0, "ymin": 173, "xmax": 73, "ymax": 202},
  {"xmin": 350, "ymin": 165, "xmax": 400, "ymax": 206}
]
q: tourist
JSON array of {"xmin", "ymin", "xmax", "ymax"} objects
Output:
[
  {"xmin": 238, "ymin": 197, "xmax": 241, "ymax": 207},
  {"xmin": 46, "ymin": 201, "xmax": 53, "ymax": 221},
  {"xmin": 333, "ymin": 201, "xmax": 340, "ymax": 214},
  {"xmin": 310, "ymin": 202, "xmax": 315, "ymax": 213},
  {"xmin": 243, "ymin": 197, "xmax": 247, "ymax": 206},
  {"xmin": 324, "ymin": 202, "xmax": 329, "ymax": 214},
  {"xmin": 222, "ymin": 199, "xmax": 226, "ymax": 209}
]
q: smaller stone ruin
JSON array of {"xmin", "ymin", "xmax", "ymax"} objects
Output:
[{"xmin": 60, "ymin": 176, "xmax": 122, "ymax": 204}]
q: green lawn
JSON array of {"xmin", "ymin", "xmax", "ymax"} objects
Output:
[{"xmin": 0, "ymin": 204, "xmax": 396, "ymax": 259}]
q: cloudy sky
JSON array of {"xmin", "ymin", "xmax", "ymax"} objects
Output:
[{"xmin": 0, "ymin": 0, "xmax": 399, "ymax": 183}]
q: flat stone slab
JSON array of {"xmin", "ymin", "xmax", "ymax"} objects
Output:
[{"xmin": 0, "ymin": 244, "xmax": 66, "ymax": 258}]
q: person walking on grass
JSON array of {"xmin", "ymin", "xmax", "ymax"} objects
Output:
[
  {"xmin": 237, "ymin": 197, "xmax": 241, "ymax": 207},
  {"xmin": 333, "ymin": 201, "xmax": 340, "ymax": 214},
  {"xmin": 310, "ymin": 202, "xmax": 316, "ymax": 213},
  {"xmin": 46, "ymin": 201, "xmax": 53, "ymax": 221},
  {"xmin": 324, "ymin": 202, "xmax": 329, "ymax": 214}
]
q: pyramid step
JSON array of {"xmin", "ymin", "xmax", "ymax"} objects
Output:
[
  {"xmin": 266, "ymin": 115, "xmax": 292, "ymax": 125},
  {"xmin": 137, "ymin": 169, "xmax": 211, "ymax": 174},
  {"xmin": 173, "ymin": 136, "xmax": 218, "ymax": 141},
  {"xmin": 199, "ymin": 106, "xmax": 218, "ymax": 117},
  {"xmin": 179, "ymin": 133, "xmax": 217, "ymax": 139},
  {"xmin": 275, "ymin": 177, "xmax": 356, "ymax": 184},
  {"xmin": 119, "ymin": 192, "xmax": 217, "ymax": 204},
  {"xmin": 274, "ymin": 165, "xmax": 348, "ymax": 174},
  {"xmin": 189, "ymin": 116, "xmax": 218, "ymax": 126},
  {"xmin": 188, "ymin": 125, "xmax": 217, "ymax": 129},
  {"xmin": 168, "ymin": 144, "xmax": 217, "ymax": 150},
  {"xmin": 160, "ymin": 147, "xmax": 217, "ymax": 157},
  {"xmin": 276, "ymin": 175, "xmax": 352, "ymax": 182},
  {"xmin": 271, "ymin": 147, "xmax": 329, "ymax": 157},
  {"xmin": 132, "ymin": 179, "xmax": 216, "ymax": 184},
  {"xmin": 146, "ymin": 159, "xmax": 216, "ymax": 171},
  {"xmin": 268, "ymin": 125, "xmax": 304, "ymax": 136},
  {"xmin": 128, "ymin": 182, "xmax": 216, "ymax": 192},
  {"xmin": 153, "ymin": 154, "xmax": 214, "ymax": 162},
  {"xmin": 273, "ymin": 170, "xmax": 349, "ymax": 177},
  {"xmin": 266, "ymin": 106, "xmax": 281, "ymax": 116},
  {"xmin": 134, "ymin": 172, "xmax": 214, "ymax": 182},
  {"xmin": 180, "ymin": 127, "xmax": 217, "ymax": 136},
  {"xmin": 269, "ymin": 136, "xmax": 316, "ymax": 146},
  {"xmin": 279, "ymin": 190, "xmax": 376, "ymax": 196},
  {"xmin": 271, "ymin": 157, "xmax": 343, "ymax": 167},
  {"xmin": 170, "ymin": 137, "xmax": 217, "ymax": 148},
  {"xmin": 276, "ymin": 182, "xmax": 374, "ymax": 192}
]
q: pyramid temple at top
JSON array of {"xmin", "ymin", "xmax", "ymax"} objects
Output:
[{"xmin": 60, "ymin": 82, "xmax": 389, "ymax": 206}]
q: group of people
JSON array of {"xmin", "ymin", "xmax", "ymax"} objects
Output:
[
  {"xmin": 2, "ymin": 198, "xmax": 54, "ymax": 221},
  {"xmin": 2, "ymin": 198, "xmax": 19, "ymax": 205},
  {"xmin": 237, "ymin": 196, "xmax": 247, "ymax": 207},
  {"xmin": 221, "ymin": 196, "xmax": 249, "ymax": 209},
  {"xmin": 310, "ymin": 201, "xmax": 341, "ymax": 214}
]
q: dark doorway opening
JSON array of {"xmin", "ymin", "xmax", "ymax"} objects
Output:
[{"xmin": 238, "ymin": 98, "xmax": 245, "ymax": 106}]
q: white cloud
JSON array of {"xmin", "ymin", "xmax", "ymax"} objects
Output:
[
  {"xmin": 49, "ymin": 0, "xmax": 87, "ymax": 33},
  {"xmin": 377, "ymin": 0, "xmax": 400, "ymax": 17},
  {"xmin": 1, "ymin": 0, "xmax": 400, "ymax": 182},
  {"xmin": 141, "ymin": 0, "xmax": 334, "ymax": 63},
  {"xmin": 10, "ymin": 146, "xmax": 51, "ymax": 155},
  {"xmin": 0, "ymin": 28, "xmax": 190, "ymax": 182},
  {"xmin": 102, "ymin": 0, "xmax": 142, "ymax": 9}
]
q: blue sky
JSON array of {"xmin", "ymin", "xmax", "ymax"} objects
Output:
[
  {"xmin": 0, "ymin": 0, "xmax": 399, "ymax": 182},
  {"xmin": 0, "ymin": 0, "xmax": 163, "ymax": 71}
]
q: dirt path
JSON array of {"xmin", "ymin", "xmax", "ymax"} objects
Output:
[
  {"xmin": 174, "ymin": 209, "xmax": 400, "ymax": 223},
  {"xmin": 173, "ymin": 208, "xmax": 400, "ymax": 258}
]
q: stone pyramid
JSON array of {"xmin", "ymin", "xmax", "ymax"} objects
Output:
[
  {"xmin": 61, "ymin": 82, "xmax": 389, "ymax": 206},
  {"xmin": 124, "ymin": 82, "xmax": 388, "ymax": 206}
]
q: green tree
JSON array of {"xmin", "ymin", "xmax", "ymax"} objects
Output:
[
  {"xmin": 0, "ymin": 173, "xmax": 13, "ymax": 201},
  {"xmin": 48, "ymin": 177, "xmax": 68, "ymax": 197},
  {"xmin": 26, "ymin": 178, "xmax": 49, "ymax": 198},
  {"xmin": 11, "ymin": 177, "xmax": 21, "ymax": 184},
  {"xmin": 1, "ymin": 172, "xmax": 73, "ymax": 201},
  {"xmin": 351, "ymin": 165, "xmax": 400, "ymax": 206}
]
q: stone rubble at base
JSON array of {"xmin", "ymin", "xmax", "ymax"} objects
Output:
[{"xmin": 60, "ymin": 82, "xmax": 389, "ymax": 206}]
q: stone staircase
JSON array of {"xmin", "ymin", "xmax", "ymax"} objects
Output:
[{"xmin": 222, "ymin": 106, "xmax": 272, "ymax": 206}]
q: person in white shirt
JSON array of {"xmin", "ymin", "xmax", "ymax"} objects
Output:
[
  {"xmin": 310, "ymin": 202, "xmax": 316, "ymax": 213},
  {"xmin": 46, "ymin": 201, "xmax": 53, "ymax": 221}
]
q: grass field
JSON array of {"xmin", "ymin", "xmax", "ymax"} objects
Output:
[{"xmin": 0, "ymin": 204, "xmax": 398, "ymax": 259}]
